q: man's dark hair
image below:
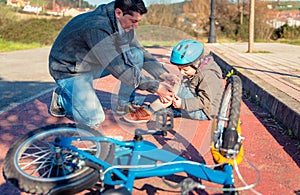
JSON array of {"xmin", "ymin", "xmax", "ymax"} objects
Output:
[{"xmin": 115, "ymin": 0, "xmax": 148, "ymax": 15}]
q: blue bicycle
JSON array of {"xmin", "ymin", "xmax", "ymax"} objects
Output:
[{"xmin": 3, "ymin": 75, "xmax": 259, "ymax": 195}]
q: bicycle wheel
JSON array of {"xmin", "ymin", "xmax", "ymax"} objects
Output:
[
  {"xmin": 215, "ymin": 75, "xmax": 242, "ymax": 156},
  {"xmin": 3, "ymin": 123, "xmax": 115, "ymax": 195}
]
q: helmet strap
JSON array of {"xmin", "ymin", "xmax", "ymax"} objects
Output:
[{"xmin": 191, "ymin": 58, "xmax": 202, "ymax": 70}]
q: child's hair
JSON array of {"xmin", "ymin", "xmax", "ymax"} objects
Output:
[{"xmin": 170, "ymin": 40, "xmax": 204, "ymax": 66}]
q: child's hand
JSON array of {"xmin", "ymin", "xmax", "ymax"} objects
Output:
[{"xmin": 172, "ymin": 94, "xmax": 182, "ymax": 108}]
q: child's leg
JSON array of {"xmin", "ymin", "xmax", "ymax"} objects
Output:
[{"xmin": 177, "ymin": 83, "xmax": 208, "ymax": 120}]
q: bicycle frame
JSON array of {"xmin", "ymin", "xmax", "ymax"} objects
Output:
[{"xmin": 54, "ymin": 133, "xmax": 234, "ymax": 193}]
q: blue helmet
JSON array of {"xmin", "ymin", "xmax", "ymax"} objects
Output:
[{"xmin": 170, "ymin": 40, "xmax": 204, "ymax": 65}]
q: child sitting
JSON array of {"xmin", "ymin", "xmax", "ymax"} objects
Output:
[{"xmin": 123, "ymin": 39, "xmax": 223, "ymax": 123}]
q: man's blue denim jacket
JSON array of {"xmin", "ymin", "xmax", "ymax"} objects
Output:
[{"xmin": 49, "ymin": 2, "xmax": 168, "ymax": 93}]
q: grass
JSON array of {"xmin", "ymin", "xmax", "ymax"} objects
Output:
[
  {"xmin": 277, "ymin": 39, "xmax": 300, "ymax": 46},
  {"xmin": 251, "ymin": 50, "xmax": 271, "ymax": 54},
  {"xmin": 0, "ymin": 39, "xmax": 177, "ymax": 52},
  {"xmin": 0, "ymin": 39, "xmax": 42, "ymax": 52},
  {"xmin": 140, "ymin": 40, "xmax": 180, "ymax": 47},
  {"xmin": 1, "ymin": 37, "xmax": 300, "ymax": 53},
  {"xmin": 0, "ymin": 40, "xmax": 182, "ymax": 52}
]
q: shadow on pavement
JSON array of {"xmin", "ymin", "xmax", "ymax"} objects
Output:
[
  {"xmin": 232, "ymin": 65, "xmax": 300, "ymax": 79},
  {"xmin": 0, "ymin": 182, "xmax": 21, "ymax": 195},
  {"xmin": 0, "ymin": 78, "xmax": 56, "ymax": 111},
  {"xmin": 0, "ymin": 87, "xmax": 210, "ymax": 195}
]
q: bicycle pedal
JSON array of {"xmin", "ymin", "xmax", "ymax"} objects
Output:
[{"xmin": 155, "ymin": 108, "xmax": 174, "ymax": 131}]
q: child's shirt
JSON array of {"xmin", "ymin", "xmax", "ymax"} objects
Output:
[{"xmin": 179, "ymin": 55, "xmax": 224, "ymax": 119}]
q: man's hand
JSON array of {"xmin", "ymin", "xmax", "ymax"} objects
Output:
[
  {"xmin": 156, "ymin": 81, "xmax": 174, "ymax": 103},
  {"xmin": 159, "ymin": 73, "xmax": 180, "ymax": 86}
]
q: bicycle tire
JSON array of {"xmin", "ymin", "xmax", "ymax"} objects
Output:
[
  {"xmin": 217, "ymin": 75, "xmax": 242, "ymax": 153},
  {"xmin": 3, "ymin": 123, "xmax": 115, "ymax": 195}
]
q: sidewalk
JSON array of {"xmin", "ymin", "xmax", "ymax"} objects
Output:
[{"xmin": 0, "ymin": 44, "xmax": 299, "ymax": 195}]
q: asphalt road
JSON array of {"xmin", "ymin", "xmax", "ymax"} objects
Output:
[{"xmin": 0, "ymin": 47, "xmax": 56, "ymax": 114}]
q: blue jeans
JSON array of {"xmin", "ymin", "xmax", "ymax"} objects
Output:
[
  {"xmin": 175, "ymin": 80, "xmax": 208, "ymax": 120},
  {"xmin": 55, "ymin": 47, "xmax": 144, "ymax": 126},
  {"xmin": 117, "ymin": 47, "xmax": 144, "ymax": 106}
]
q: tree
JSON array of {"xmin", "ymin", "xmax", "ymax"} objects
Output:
[
  {"xmin": 182, "ymin": 0, "xmax": 210, "ymax": 34},
  {"xmin": 182, "ymin": 0, "xmax": 210, "ymax": 22},
  {"xmin": 144, "ymin": 4, "xmax": 176, "ymax": 26}
]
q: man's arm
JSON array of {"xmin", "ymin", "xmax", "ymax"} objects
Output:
[{"xmin": 85, "ymin": 28, "xmax": 174, "ymax": 100}]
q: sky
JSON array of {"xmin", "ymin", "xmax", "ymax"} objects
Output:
[{"xmin": 86, "ymin": 0, "xmax": 185, "ymax": 7}]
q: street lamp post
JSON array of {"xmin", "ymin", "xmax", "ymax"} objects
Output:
[{"xmin": 208, "ymin": 0, "xmax": 216, "ymax": 43}]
